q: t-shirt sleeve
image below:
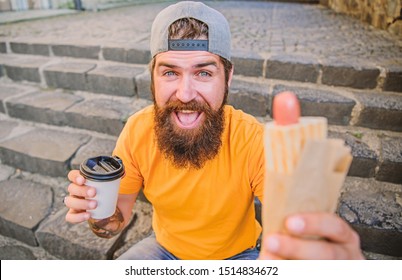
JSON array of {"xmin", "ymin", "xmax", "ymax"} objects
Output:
[
  {"xmin": 113, "ymin": 116, "xmax": 144, "ymax": 195},
  {"xmin": 249, "ymin": 125, "xmax": 265, "ymax": 203}
]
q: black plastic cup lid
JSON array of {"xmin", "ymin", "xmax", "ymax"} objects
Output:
[{"xmin": 80, "ymin": 156, "xmax": 125, "ymax": 182}]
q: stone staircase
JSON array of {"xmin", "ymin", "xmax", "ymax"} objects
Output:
[{"xmin": 0, "ymin": 20, "xmax": 402, "ymax": 259}]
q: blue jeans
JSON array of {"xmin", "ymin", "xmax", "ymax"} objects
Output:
[{"xmin": 117, "ymin": 233, "xmax": 259, "ymax": 260}]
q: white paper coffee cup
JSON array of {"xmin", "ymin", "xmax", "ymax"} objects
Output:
[{"xmin": 80, "ymin": 156, "xmax": 125, "ymax": 220}]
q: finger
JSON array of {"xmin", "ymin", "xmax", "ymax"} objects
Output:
[
  {"xmin": 64, "ymin": 195, "xmax": 97, "ymax": 211},
  {"xmin": 65, "ymin": 209, "xmax": 91, "ymax": 224},
  {"xmin": 285, "ymin": 213, "xmax": 355, "ymax": 244},
  {"xmin": 67, "ymin": 182, "xmax": 96, "ymax": 198},
  {"xmin": 68, "ymin": 170, "xmax": 85, "ymax": 185},
  {"xmin": 263, "ymin": 234, "xmax": 348, "ymax": 260},
  {"xmin": 258, "ymin": 245, "xmax": 284, "ymax": 260}
]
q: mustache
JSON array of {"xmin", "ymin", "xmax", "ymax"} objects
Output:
[{"xmin": 160, "ymin": 99, "xmax": 210, "ymax": 113}]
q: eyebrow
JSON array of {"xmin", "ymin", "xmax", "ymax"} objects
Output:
[
  {"xmin": 194, "ymin": 61, "xmax": 218, "ymax": 68},
  {"xmin": 157, "ymin": 61, "xmax": 218, "ymax": 69}
]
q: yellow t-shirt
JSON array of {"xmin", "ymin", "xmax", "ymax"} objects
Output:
[{"xmin": 114, "ymin": 105, "xmax": 265, "ymax": 259}]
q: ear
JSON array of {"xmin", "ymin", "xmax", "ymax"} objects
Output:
[{"xmin": 227, "ymin": 64, "xmax": 234, "ymax": 87}]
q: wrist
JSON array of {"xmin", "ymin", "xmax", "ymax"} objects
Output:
[{"xmin": 88, "ymin": 207, "xmax": 125, "ymax": 238}]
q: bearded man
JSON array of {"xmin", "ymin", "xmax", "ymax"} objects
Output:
[{"xmin": 65, "ymin": 1, "xmax": 364, "ymax": 260}]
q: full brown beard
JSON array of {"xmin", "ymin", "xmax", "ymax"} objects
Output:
[{"xmin": 154, "ymin": 100, "xmax": 225, "ymax": 169}]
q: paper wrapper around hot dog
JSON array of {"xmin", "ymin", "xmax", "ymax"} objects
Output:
[{"xmin": 262, "ymin": 92, "xmax": 352, "ymax": 236}]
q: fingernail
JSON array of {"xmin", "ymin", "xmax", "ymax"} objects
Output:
[
  {"xmin": 87, "ymin": 188, "xmax": 96, "ymax": 197},
  {"xmin": 76, "ymin": 176, "xmax": 85, "ymax": 185},
  {"xmin": 287, "ymin": 216, "xmax": 305, "ymax": 233},
  {"xmin": 89, "ymin": 200, "xmax": 97, "ymax": 209},
  {"xmin": 266, "ymin": 236, "xmax": 280, "ymax": 253}
]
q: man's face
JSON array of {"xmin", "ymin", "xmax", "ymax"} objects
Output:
[{"xmin": 152, "ymin": 51, "xmax": 233, "ymax": 169}]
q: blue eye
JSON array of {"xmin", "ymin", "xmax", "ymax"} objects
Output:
[
  {"xmin": 164, "ymin": 71, "xmax": 176, "ymax": 76},
  {"xmin": 198, "ymin": 71, "xmax": 211, "ymax": 77}
]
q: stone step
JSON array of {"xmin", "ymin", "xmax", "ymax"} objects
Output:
[
  {"xmin": 0, "ymin": 53, "xmax": 147, "ymax": 98},
  {"xmin": 0, "ymin": 164, "xmax": 153, "ymax": 259},
  {"xmin": 0, "ymin": 114, "xmax": 118, "ymax": 177},
  {"xmin": 339, "ymin": 177, "xmax": 402, "ymax": 257},
  {"xmin": 328, "ymin": 128, "xmax": 402, "ymax": 185},
  {"xmin": 0, "ymin": 81, "xmax": 152, "ymax": 136},
  {"xmin": 1, "ymin": 39, "xmax": 401, "ymax": 93}
]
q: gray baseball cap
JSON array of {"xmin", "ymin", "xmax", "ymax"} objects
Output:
[{"xmin": 150, "ymin": 1, "xmax": 231, "ymax": 61}]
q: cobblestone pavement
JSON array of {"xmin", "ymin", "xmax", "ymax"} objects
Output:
[{"xmin": 0, "ymin": 1, "xmax": 401, "ymax": 64}]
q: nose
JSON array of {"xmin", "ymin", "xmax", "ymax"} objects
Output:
[{"xmin": 175, "ymin": 75, "xmax": 197, "ymax": 103}]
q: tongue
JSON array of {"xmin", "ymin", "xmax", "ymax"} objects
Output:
[{"xmin": 177, "ymin": 112, "xmax": 199, "ymax": 126}]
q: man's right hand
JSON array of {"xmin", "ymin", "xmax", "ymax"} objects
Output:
[{"xmin": 65, "ymin": 170, "xmax": 97, "ymax": 223}]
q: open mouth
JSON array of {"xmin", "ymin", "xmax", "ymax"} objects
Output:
[{"xmin": 174, "ymin": 110, "xmax": 204, "ymax": 129}]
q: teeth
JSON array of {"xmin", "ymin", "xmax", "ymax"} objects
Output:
[{"xmin": 176, "ymin": 111, "xmax": 199, "ymax": 126}]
